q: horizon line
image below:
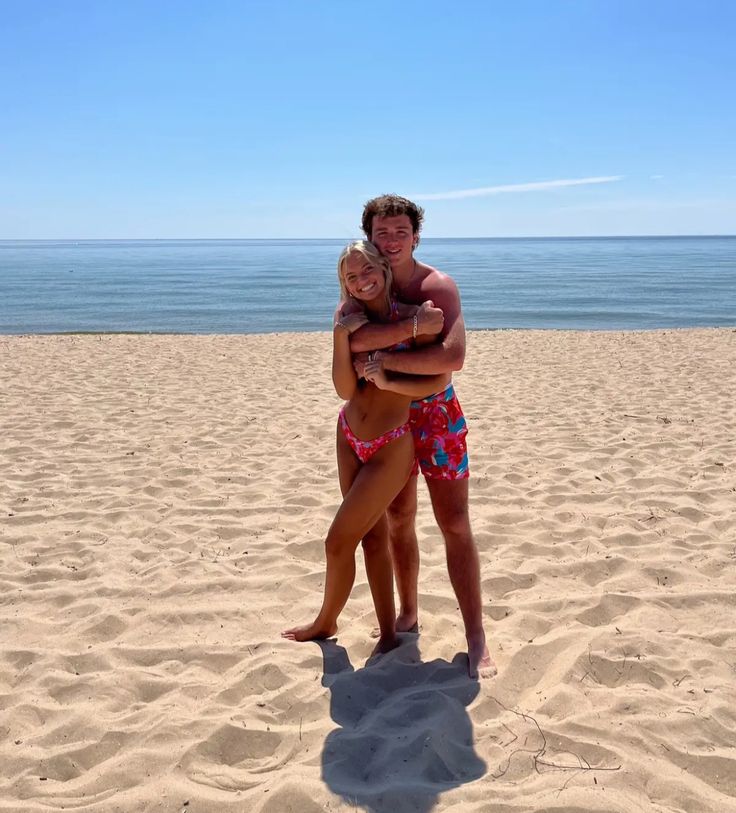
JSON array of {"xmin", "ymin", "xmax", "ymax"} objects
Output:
[{"xmin": 2, "ymin": 233, "xmax": 735, "ymax": 243}]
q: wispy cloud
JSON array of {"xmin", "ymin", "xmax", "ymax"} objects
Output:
[{"xmin": 413, "ymin": 176, "xmax": 623, "ymax": 201}]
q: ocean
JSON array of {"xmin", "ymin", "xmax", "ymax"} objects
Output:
[{"xmin": 1, "ymin": 237, "xmax": 734, "ymax": 334}]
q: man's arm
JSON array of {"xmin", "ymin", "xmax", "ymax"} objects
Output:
[
  {"xmin": 364, "ymin": 361, "xmax": 448, "ymax": 399},
  {"xmin": 347, "ymin": 301, "xmax": 444, "ymax": 353},
  {"xmin": 379, "ymin": 274, "xmax": 466, "ymax": 375}
]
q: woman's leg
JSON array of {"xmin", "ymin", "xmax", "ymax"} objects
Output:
[{"xmin": 282, "ymin": 429, "xmax": 414, "ymax": 642}]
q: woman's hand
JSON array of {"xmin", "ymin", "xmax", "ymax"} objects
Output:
[
  {"xmin": 335, "ymin": 311, "xmax": 369, "ymax": 334},
  {"xmin": 363, "ymin": 358, "xmax": 390, "ymax": 390}
]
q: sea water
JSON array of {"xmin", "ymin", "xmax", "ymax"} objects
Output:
[{"xmin": 1, "ymin": 236, "xmax": 734, "ymax": 334}]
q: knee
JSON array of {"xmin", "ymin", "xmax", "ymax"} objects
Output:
[
  {"xmin": 325, "ymin": 531, "xmax": 352, "ymax": 561},
  {"xmin": 387, "ymin": 501, "xmax": 416, "ymax": 536},
  {"xmin": 361, "ymin": 527, "xmax": 385, "ymax": 555},
  {"xmin": 436, "ymin": 508, "xmax": 472, "ymax": 546}
]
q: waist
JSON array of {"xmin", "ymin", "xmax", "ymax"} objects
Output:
[
  {"xmin": 411, "ymin": 383, "xmax": 455, "ymax": 407},
  {"xmin": 342, "ymin": 390, "xmax": 411, "ymax": 440}
]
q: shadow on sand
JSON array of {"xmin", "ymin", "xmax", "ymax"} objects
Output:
[{"xmin": 319, "ymin": 637, "xmax": 486, "ymax": 813}]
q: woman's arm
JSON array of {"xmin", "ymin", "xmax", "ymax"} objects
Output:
[{"xmin": 332, "ymin": 312, "xmax": 368, "ymax": 400}]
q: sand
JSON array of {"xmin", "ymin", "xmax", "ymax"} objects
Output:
[{"xmin": 1, "ymin": 328, "xmax": 735, "ymax": 813}]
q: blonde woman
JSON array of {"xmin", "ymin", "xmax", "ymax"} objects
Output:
[{"xmin": 282, "ymin": 241, "xmax": 444, "ymax": 653}]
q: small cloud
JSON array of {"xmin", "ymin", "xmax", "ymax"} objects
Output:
[
  {"xmin": 650, "ymin": 174, "xmax": 664, "ymax": 180},
  {"xmin": 413, "ymin": 176, "xmax": 623, "ymax": 201}
]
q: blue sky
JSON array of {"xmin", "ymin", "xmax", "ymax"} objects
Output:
[{"xmin": 2, "ymin": 1, "xmax": 734, "ymax": 238}]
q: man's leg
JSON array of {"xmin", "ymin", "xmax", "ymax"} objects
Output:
[
  {"xmin": 425, "ymin": 478, "xmax": 495, "ymax": 678},
  {"xmin": 386, "ymin": 473, "xmax": 420, "ymax": 633},
  {"xmin": 361, "ymin": 515, "xmax": 398, "ymax": 654}
]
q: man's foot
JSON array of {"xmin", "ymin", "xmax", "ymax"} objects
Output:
[
  {"xmin": 281, "ymin": 620, "xmax": 337, "ymax": 642},
  {"xmin": 370, "ymin": 633, "xmax": 401, "ymax": 657},
  {"xmin": 467, "ymin": 632, "xmax": 497, "ymax": 679}
]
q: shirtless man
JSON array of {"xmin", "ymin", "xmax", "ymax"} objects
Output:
[{"xmin": 346, "ymin": 194, "xmax": 494, "ymax": 678}]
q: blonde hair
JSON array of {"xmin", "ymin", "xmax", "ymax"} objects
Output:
[{"xmin": 337, "ymin": 240, "xmax": 394, "ymax": 310}]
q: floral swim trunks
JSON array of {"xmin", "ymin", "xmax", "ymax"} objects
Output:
[{"xmin": 409, "ymin": 384, "xmax": 469, "ymax": 480}]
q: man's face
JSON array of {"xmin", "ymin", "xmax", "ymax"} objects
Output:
[{"xmin": 370, "ymin": 214, "xmax": 415, "ymax": 268}]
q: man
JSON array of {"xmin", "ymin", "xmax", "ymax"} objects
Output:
[{"xmin": 346, "ymin": 194, "xmax": 494, "ymax": 678}]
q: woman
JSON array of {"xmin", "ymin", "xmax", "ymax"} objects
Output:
[{"xmin": 281, "ymin": 240, "xmax": 445, "ymax": 653}]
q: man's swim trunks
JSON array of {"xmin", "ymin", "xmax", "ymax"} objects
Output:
[
  {"xmin": 409, "ymin": 384, "xmax": 469, "ymax": 480},
  {"xmin": 339, "ymin": 407, "xmax": 411, "ymax": 464}
]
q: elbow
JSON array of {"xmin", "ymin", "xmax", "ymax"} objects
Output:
[
  {"xmin": 333, "ymin": 380, "xmax": 356, "ymax": 401},
  {"xmin": 448, "ymin": 348, "xmax": 465, "ymax": 372}
]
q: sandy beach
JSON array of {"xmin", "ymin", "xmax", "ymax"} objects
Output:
[{"xmin": 1, "ymin": 328, "xmax": 735, "ymax": 813}]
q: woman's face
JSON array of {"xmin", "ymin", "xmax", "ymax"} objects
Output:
[{"xmin": 342, "ymin": 252, "xmax": 386, "ymax": 302}]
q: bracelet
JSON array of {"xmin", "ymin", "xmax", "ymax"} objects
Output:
[{"xmin": 412, "ymin": 314, "xmax": 418, "ymax": 339}]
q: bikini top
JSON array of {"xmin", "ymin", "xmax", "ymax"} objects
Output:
[
  {"xmin": 358, "ymin": 300, "xmax": 412, "ymax": 389},
  {"xmin": 385, "ymin": 299, "xmax": 412, "ymax": 353}
]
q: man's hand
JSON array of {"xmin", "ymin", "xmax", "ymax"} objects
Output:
[{"xmin": 416, "ymin": 300, "xmax": 444, "ymax": 335}]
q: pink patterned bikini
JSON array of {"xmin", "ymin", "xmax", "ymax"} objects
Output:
[
  {"xmin": 339, "ymin": 300, "xmax": 412, "ymax": 464},
  {"xmin": 338, "ymin": 408, "xmax": 411, "ymax": 463}
]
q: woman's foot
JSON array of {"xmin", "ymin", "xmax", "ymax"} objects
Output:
[
  {"xmin": 396, "ymin": 612, "xmax": 419, "ymax": 634},
  {"xmin": 370, "ymin": 616, "xmax": 419, "ymax": 638},
  {"xmin": 281, "ymin": 620, "xmax": 337, "ymax": 642}
]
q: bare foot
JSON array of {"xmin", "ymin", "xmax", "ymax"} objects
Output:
[
  {"xmin": 467, "ymin": 633, "xmax": 497, "ymax": 679},
  {"xmin": 281, "ymin": 620, "xmax": 337, "ymax": 642},
  {"xmin": 370, "ymin": 633, "xmax": 401, "ymax": 657},
  {"xmin": 396, "ymin": 612, "xmax": 419, "ymax": 634},
  {"xmin": 370, "ymin": 615, "xmax": 419, "ymax": 638}
]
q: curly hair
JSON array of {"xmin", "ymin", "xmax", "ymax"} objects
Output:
[{"xmin": 361, "ymin": 194, "xmax": 425, "ymax": 239}]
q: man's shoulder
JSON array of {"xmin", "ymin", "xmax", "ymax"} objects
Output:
[{"xmin": 416, "ymin": 262, "xmax": 459, "ymax": 295}]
